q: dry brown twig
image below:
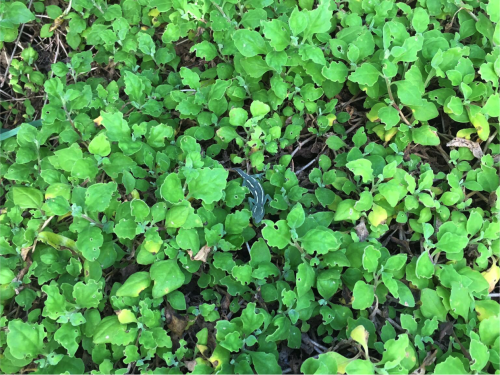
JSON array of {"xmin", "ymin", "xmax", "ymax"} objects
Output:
[{"xmin": 1, "ymin": 0, "xmax": 34, "ymax": 88}]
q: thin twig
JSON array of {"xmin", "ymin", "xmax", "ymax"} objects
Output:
[
  {"xmin": 0, "ymin": 88, "xmax": 15, "ymax": 99},
  {"xmin": 53, "ymin": 32, "xmax": 60, "ymax": 64},
  {"xmin": 302, "ymin": 334, "xmax": 329, "ymax": 351},
  {"xmin": 384, "ymin": 77, "xmax": 412, "ymax": 126},
  {"xmin": 475, "ymin": 192, "xmax": 490, "ymax": 204},
  {"xmin": 482, "ymin": 129, "xmax": 498, "ymax": 154},
  {"xmin": 1, "ymin": 0, "xmax": 34, "ymax": 88},
  {"xmin": 451, "ymin": 328, "xmax": 472, "ymax": 361},
  {"xmin": 341, "ymin": 95, "xmax": 366, "ymax": 108},
  {"xmin": 410, "ymin": 350, "xmax": 437, "ymax": 375},
  {"xmin": 435, "ymin": 144, "xmax": 451, "ymax": 167},
  {"xmin": 291, "ymin": 135, "xmax": 316, "ymax": 158},
  {"xmin": 81, "ymin": 214, "xmax": 103, "ymax": 228},
  {"xmin": 345, "ymin": 118, "xmax": 365, "ymax": 134},
  {"xmin": 295, "ymin": 150, "xmax": 327, "ymax": 175}
]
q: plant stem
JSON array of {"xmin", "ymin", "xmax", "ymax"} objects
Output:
[{"xmin": 384, "ymin": 77, "xmax": 412, "ymax": 126}]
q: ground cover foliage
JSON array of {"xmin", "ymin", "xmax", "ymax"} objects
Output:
[{"xmin": 0, "ymin": 0, "xmax": 500, "ymax": 373}]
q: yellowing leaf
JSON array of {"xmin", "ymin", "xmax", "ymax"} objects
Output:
[
  {"xmin": 116, "ymin": 309, "xmax": 138, "ymax": 324},
  {"xmin": 482, "ymin": 262, "xmax": 500, "ymax": 292},
  {"xmin": 350, "ymin": 325, "xmax": 369, "ymax": 358},
  {"xmin": 38, "ymin": 231, "xmax": 78, "ymax": 252},
  {"xmin": 368, "ymin": 204, "xmax": 387, "ymax": 227}
]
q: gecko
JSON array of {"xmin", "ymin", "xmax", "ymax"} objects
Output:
[{"xmin": 231, "ymin": 167, "xmax": 271, "ymax": 224}]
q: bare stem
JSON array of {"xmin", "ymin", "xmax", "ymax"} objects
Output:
[
  {"xmin": 1, "ymin": 0, "xmax": 34, "ymax": 88},
  {"xmin": 384, "ymin": 77, "xmax": 412, "ymax": 126}
]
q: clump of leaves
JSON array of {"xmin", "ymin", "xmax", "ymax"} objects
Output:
[{"xmin": 0, "ymin": 0, "xmax": 499, "ymax": 374}]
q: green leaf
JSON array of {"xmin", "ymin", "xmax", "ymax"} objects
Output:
[
  {"xmin": 352, "ymin": 281, "xmax": 374, "ymax": 309},
  {"xmin": 73, "ymin": 280, "xmax": 102, "ymax": 309},
  {"xmin": 241, "ymin": 302, "xmax": 265, "ymax": 335},
  {"xmin": 76, "ymin": 226, "xmax": 103, "ymax": 261},
  {"xmin": 180, "ymin": 67, "xmax": 200, "ymax": 89},
  {"xmin": 85, "ymin": 182, "xmax": 117, "ymax": 213},
  {"xmin": 116, "ymin": 272, "xmax": 151, "ymax": 297},
  {"xmin": 412, "ymin": 125, "xmax": 440, "ymax": 146},
  {"xmin": 302, "ymin": 1, "xmax": 332, "ymax": 41},
  {"xmin": 316, "ymin": 269, "xmax": 340, "ymax": 299},
  {"xmin": 346, "ymin": 159, "xmax": 373, "ymax": 183},
  {"xmin": 470, "ymin": 332, "xmax": 489, "ymax": 372},
  {"xmin": 289, "ymin": 7, "xmax": 308, "ymax": 36},
  {"xmin": 176, "ymin": 228, "xmax": 200, "ymax": 253},
  {"xmin": 262, "ymin": 19, "xmax": 290, "ymax": 51},
  {"xmin": 362, "ymin": 245, "xmax": 381, "ymax": 273},
  {"xmin": 123, "ymin": 72, "xmax": 146, "ymax": 106},
  {"xmin": 322, "ymin": 61, "xmax": 348, "ymax": 83},
  {"xmin": 301, "ymin": 352, "xmax": 337, "ymax": 375},
  {"xmin": 483, "ymin": 93, "xmax": 500, "ymax": 117},
  {"xmin": 378, "ymin": 106, "xmax": 399, "ymax": 128},
  {"xmin": 450, "ymin": 284, "xmax": 470, "ymax": 319},
  {"xmin": 287, "ymin": 203, "xmax": 305, "ymax": 229},
  {"xmin": 420, "ymin": 288, "xmax": 448, "ymax": 321},
  {"xmin": 188, "ymin": 168, "xmax": 228, "ymax": 204},
  {"xmin": 233, "ymin": 29, "xmax": 267, "ymax": 57},
  {"xmin": 434, "ymin": 356, "xmax": 468, "ymax": 374},
  {"xmin": 349, "ymin": 63, "xmax": 380, "ymax": 87},
  {"xmin": 137, "ymin": 32, "xmax": 156, "ymax": 56},
  {"xmin": 297, "ymin": 261, "xmax": 315, "ymax": 297},
  {"xmin": 394, "ymin": 80, "xmax": 423, "ymax": 106},
  {"xmin": 93, "ymin": 316, "xmax": 127, "ymax": 344},
  {"xmin": 229, "ymin": 107, "xmax": 249, "ymax": 126},
  {"xmin": 147, "ymin": 124, "xmax": 174, "ymax": 148},
  {"xmin": 250, "ymin": 352, "xmax": 282, "ymax": 374},
  {"xmin": 114, "ymin": 219, "xmax": 139, "ymax": 240},
  {"xmin": 220, "ymin": 331, "xmax": 243, "ymax": 352},
  {"xmin": 345, "ymin": 359, "xmax": 375, "ymax": 375},
  {"xmin": 261, "ymin": 220, "xmax": 291, "ymax": 249},
  {"xmin": 476, "ymin": 12, "xmax": 494, "ymax": 44},
  {"xmin": 55, "ymin": 323, "xmax": 80, "ymax": 357},
  {"xmin": 487, "ymin": 0, "xmax": 500, "ymax": 22},
  {"xmin": 160, "ymin": 173, "xmax": 184, "ymax": 204},
  {"xmin": 412, "ymin": 7, "xmax": 429, "ymax": 33},
  {"xmin": 190, "ymin": 41, "xmax": 218, "ymax": 61},
  {"xmin": 131, "ymin": 199, "xmax": 150, "ymax": 222},
  {"xmin": 6, "ymin": 320, "xmax": 46, "ymax": 360},
  {"xmin": 150, "ymin": 260, "xmax": 185, "ymax": 298},
  {"xmin": 3, "ymin": 2, "xmax": 35, "ymax": 24},
  {"xmin": 12, "ymin": 187, "xmax": 43, "ymax": 209},
  {"xmin": 435, "ymin": 232, "xmax": 469, "ymax": 253},
  {"xmin": 334, "ymin": 199, "xmax": 361, "ymax": 222},
  {"xmin": 415, "ymin": 251, "xmax": 434, "ymax": 279},
  {"xmin": 299, "ymin": 226, "xmax": 339, "ymax": 255},
  {"xmin": 250, "ymin": 100, "xmax": 270, "ymax": 118},
  {"xmin": 479, "ymin": 315, "xmax": 500, "ymax": 346}
]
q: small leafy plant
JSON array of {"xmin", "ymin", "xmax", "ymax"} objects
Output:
[{"xmin": 0, "ymin": 0, "xmax": 499, "ymax": 374}]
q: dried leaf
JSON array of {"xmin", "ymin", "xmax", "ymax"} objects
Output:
[
  {"xmin": 446, "ymin": 138, "xmax": 483, "ymax": 159},
  {"xmin": 165, "ymin": 306, "xmax": 189, "ymax": 337},
  {"xmin": 184, "ymin": 360, "xmax": 197, "ymax": 372},
  {"xmin": 93, "ymin": 116, "xmax": 103, "ymax": 126},
  {"xmin": 49, "ymin": 16, "xmax": 64, "ymax": 32},
  {"xmin": 354, "ymin": 220, "xmax": 369, "ymax": 242},
  {"xmin": 187, "ymin": 245, "xmax": 211, "ymax": 262},
  {"xmin": 21, "ymin": 246, "xmax": 32, "ymax": 261}
]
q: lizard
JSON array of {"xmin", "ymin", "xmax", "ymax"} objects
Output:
[{"xmin": 230, "ymin": 167, "xmax": 271, "ymax": 224}]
